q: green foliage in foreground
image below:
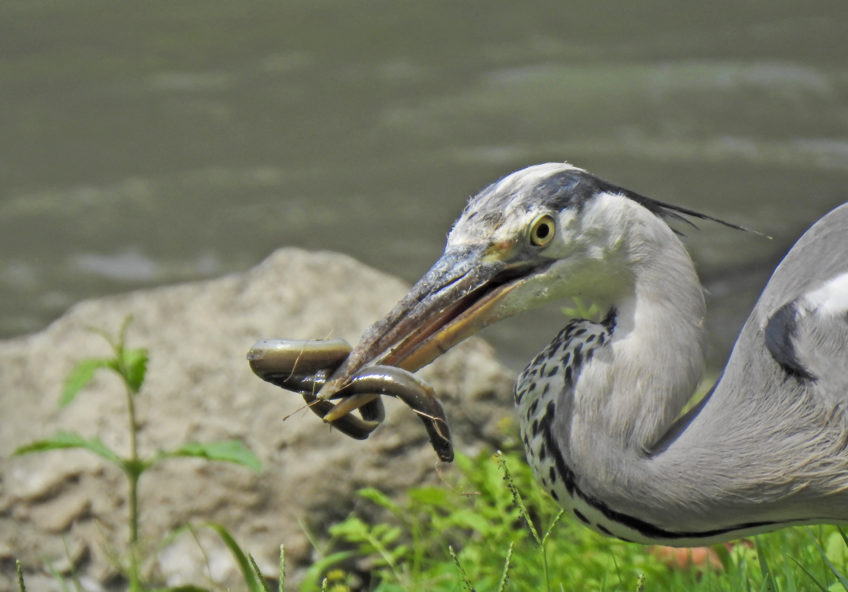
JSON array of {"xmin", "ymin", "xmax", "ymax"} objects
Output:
[
  {"xmin": 13, "ymin": 318, "xmax": 264, "ymax": 592},
  {"xmin": 308, "ymin": 449, "xmax": 848, "ymax": 592},
  {"xmin": 11, "ymin": 317, "xmax": 848, "ymax": 591}
]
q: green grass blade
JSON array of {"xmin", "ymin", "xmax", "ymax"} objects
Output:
[
  {"xmin": 163, "ymin": 440, "xmax": 262, "ymax": 472},
  {"xmin": 203, "ymin": 522, "xmax": 267, "ymax": 592},
  {"xmin": 756, "ymin": 541, "xmax": 776, "ymax": 592},
  {"xmin": 788, "ymin": 556, "xmax": 829, "ymax": 592},
  {"xmin": 540, "ymin": 509, "xmax": 565, "ymax": 547},
  {"xmin": 449, "ymin": 545, "xmax": 476, "ymax": 592},
  {"xmin": 496, "ymin": 541, "xmax": 514, "ymax": 592},
  {"xmin": 42, "ymin": 559, "xmax": 74, "ymax": 592},
  {"xmin": 712, "ymin": 542, "xmax": 733, "ymax": 572},
  {"xmin": 16, "ymin": 560, "xmax": 26, "ymax": 592},
  {"xmin": 495, "ymin": 450, "xmax": 540, "ymax": 545},
  {"xmin": 13, "ymin": 432, "xmax": 122, "ymax": 465},
  {"xmin": 278, "ymin": 545, "xmax": 286, "ymax": 592},
  {"xmin": 248, "ymin": 554, "xmax": 271, "ymax": 592},
  {"xmin": 806, "ymin": 529, "xmax": 848, "ymax": 591}
]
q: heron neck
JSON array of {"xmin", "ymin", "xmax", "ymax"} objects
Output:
[
  {"xmin": 572, "ymin": 218, "xmax": 707, "ymax": 454},
  {"xmin": 549, "ymin": 224, "xmax": 711, "ymax": 540}
]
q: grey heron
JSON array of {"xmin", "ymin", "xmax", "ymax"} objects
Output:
[{"xmin": 252, "ymin": 162, "xmax": 848, "ymax": 546}]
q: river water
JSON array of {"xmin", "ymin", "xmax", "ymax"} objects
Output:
[{"xmin": 2, "ymin": 1, "xmax": 847, "ymax": 370}]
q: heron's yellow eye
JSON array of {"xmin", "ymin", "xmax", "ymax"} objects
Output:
[{"xmin": 529, "ymin": 214, "xmax": 556, "ymax": 247}]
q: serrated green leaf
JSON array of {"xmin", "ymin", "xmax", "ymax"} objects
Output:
[
  {"xmin": 374, "ymin": 524, "xmax": 403, "ymax": 546},
  {"xmin": 121, "ymin": 347, "xmax": 148, "ymax": 394},
  {"xmin": 164, "ymin": 440, "xmax": 262, "ymax": 472},
  {"xmin": 329, "ymin": 516, "xmax": 370, "ymax": 541},
  {"xmin": 60, "ymin": 357, "xmax": 113, "ymax": 407},
  {"xmin": 13, "ymin": 431, "xmax": 122, "ymax": 465},
  {"xmin": 357, "ymin": 487, "xmax": 403, "ymax": 514}
]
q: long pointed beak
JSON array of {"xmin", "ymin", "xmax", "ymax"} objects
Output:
[{"xmin": 319, "ymin": 244, "xmax": 544, "ymax": 400}]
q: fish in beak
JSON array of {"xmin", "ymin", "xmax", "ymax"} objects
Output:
[{"xmin": 319, "ymin": 243, "xmax": 549, "ymax": 418}]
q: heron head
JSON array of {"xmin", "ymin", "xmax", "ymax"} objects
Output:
[
  {"xmin": 443, "ymin": 162, "xmax": 640, "ymax": 313},
  {"xmin": 320, "ymin": 162, "xmax": 736, "ymax": 394}
]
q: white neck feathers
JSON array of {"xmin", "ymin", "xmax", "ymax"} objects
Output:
[{"xmin": 573, "ymin": 194, "xmax": 707, "ymax": 451}]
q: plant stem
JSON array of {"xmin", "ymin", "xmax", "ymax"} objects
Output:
[
  {"xmin": 126, "ymin": 383, "xmax": 139, "ymax": 544},
  {"xmin": 125, "ymin": 381, "xmax": 142, "ymax": 592},
  {"xmin": 112, "ymin": 321, "xmax": 145, "ymax": 591}
]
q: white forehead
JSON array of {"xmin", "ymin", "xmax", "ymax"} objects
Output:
[
  {"xmin": 490, "ymin": 162, "xmax": 580, "ymax": 196},
  {"xmin": 447, "ymin": 162, "xmax": 582, "ymax": 245}
]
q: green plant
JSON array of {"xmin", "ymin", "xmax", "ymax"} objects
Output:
[
  {"xmin": 14, "ymin": 318, "xmax": 848, "ymax": 591},
  {"xmin": 16, "ymin": 560, "xmax": 26, "ymax": 592},
  {"xmin": 307, "ymin": 445, "xmax": 848, "ymax": 592},
  {"xmin": 319, "ymin": 448, "xmax": 635, "ymax": 591},
  {"xmin": 14, "ymin": 317, "xmax": 263, "ymax": 591}
]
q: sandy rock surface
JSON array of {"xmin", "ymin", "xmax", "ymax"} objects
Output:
[{"xmin": 0, "ymin": 248, "xmax": 514, "ymax": 591}]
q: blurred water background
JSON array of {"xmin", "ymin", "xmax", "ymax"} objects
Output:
[{"xmin": 2, "ymin": 1, "xmax": 847, "ymax": 371}]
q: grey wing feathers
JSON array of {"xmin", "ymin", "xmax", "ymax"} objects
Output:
[
  {"xmin": 759, "ymin": 203, "xmax": 848, "ymax": 395},
  {"xmin": 765, "ymin": 297, "xmax": 848, "ymax": 393},
  {"xmin": 764, "ymin": 301, "xmax": 817, "ymax": 380}
]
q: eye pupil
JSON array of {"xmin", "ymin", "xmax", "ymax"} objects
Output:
[{"xmin": 530, "ymin": 215, "xmax": 555, "ymax": 246}]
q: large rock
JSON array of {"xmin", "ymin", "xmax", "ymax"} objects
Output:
[{"xmin": 0, "ymin": 249, "xmax": 515, "ymax": 591}]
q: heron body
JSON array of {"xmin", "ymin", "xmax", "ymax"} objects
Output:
[
  {"xmin": 259, "ymin": 162, "xmax": 848, "ymax": 546},
  {"xmin": 504, "ymin": 179, "xmax": 848, "ymax": 545}
]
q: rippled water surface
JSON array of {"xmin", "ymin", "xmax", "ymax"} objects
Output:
[{"xmin": 2, "ymin": 1, "xmax": 847, "ymax": 370}]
